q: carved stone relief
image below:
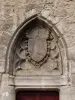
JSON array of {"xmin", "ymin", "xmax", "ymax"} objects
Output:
[{"xmin": 9, "ymin": 16, "xmax": 64, "ymax": 75}]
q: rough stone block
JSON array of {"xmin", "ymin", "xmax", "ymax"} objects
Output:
[
  {"xmin": 25, "ymin": 9, "xmax": 37, "ymax": 19},
  {"xmin": 41, "ymin": 10, "xmax": 50, "ymax": 18}
]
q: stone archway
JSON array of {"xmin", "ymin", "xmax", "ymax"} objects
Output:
[
  {"xmin": 1, "ymin": 11, "xmax": 68, "ymax": 100},
  {"xmin": 6, "ymin": 14, "xmax": 67, "ymax": 76}
]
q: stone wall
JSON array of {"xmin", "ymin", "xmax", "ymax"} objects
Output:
[{"xmin": 0, "ymin": 0, "xmax": 75, "ymax": 100}]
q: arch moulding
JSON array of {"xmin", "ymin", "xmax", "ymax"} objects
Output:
[{"xmin": 4, "ymin": 10, "xmax": 69, "ymax": 93}]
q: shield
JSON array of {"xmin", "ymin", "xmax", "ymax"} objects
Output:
[
  {"xmin": 28, "ymin": 38, "xmax": 47, "ymax": 62},
  {"xmin": 28, "ymin": 27, "xmax": 48, "ymax": 62}
]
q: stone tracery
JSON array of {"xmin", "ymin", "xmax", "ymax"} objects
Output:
[
  {"xmin": 9, "ymin": 16, "xmax": 62, "ymax": 75},
  {"xmin": 6, "ymin": 15, "xmax": 67, "ymax": 76}
]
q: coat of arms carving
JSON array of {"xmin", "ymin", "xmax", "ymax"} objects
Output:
[{"xmin": 10, "ymin": 16, "xmax": 63, "ymax": 75}]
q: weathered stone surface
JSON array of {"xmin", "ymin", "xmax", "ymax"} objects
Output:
[
  {"xmin": 56, "ymin": 19, "xmax": 67, "ymax": 34},
  {"xmin": 72, "ymin": 74, "xmax": 75, "ymax": 86},
  {"xmin": 0, "ymin": 0, "xmax": 75, "ymax": 100},
  {"xmin": 63, "ymin": 32, "xmax": 75, "ymax": 47},
  {"xmin": 41, "ymin": 10, "xmax": 50, "ymax": 18},
  {"xmin": 0, "ymin": 73, "xmax": 2, "ymax": 82},
  {"xmin": 0, "ymin": 45, "xmax": 6, "ymax": 60},
  {"xmin": 70, "ymin": 60, "xmax": 75, "ymax": 74},
  {"xmin": 0, "ymin": 61, "xmax": 5, "ymax": 73},
  {"xmin": 0, "ymin": 32, "xmax": 11, "ymax": 46},
  {"xmin": 68, "ymin": 46, "xmax": 75, "ymax": 61},
  {"xmin": 0, "ymin": 74, "xmax": 15, "ymax": 100},
  {"xmin": 60, "ymin": 86, "xmax": 75, "ymax": 100},
  {"xmin": 3, "ymin": 5, "xmax": 15, "ymax": 32},
  {"xmin": 25, "ymin": 9, "xmax": 37, "ymax": 19}
]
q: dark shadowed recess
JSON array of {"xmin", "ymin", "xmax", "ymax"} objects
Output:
[{"xmin": 16, "ymin": 90, "xmax": 59, "ymax": 100}]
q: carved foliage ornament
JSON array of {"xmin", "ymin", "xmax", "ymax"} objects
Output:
[{"xmin": 12, "ymin": 17, "xmax": 62, "ymax": 74}]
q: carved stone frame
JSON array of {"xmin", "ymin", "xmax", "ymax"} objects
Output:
[
  {"xmin": 6, "ymin": 15, "xmax": 68, "ymax": 74},
  {"xmin": 0, "ymin": 10, "xmax": 69, "ymax": 100}
]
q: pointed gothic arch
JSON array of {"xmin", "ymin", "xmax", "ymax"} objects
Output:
[{"xmin": 5, "ymin": 14, "xmax": 68, "ymax": 76}]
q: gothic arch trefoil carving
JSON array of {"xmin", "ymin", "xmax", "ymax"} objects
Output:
[{"xmin": 5, "ymin": 14, "xmax": 68, "ymax": 76}]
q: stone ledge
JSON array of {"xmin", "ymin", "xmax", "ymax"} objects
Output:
[{"xmin": 15, "ymin": 75, "xmax": 68, "ymax": 86}]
